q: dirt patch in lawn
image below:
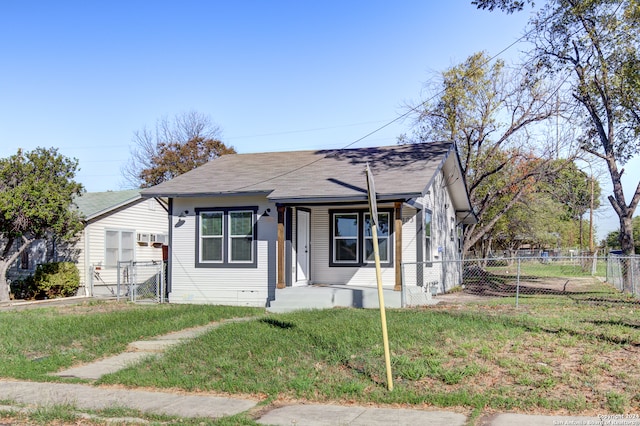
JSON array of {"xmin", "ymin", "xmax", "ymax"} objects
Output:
[
  {"xmin": 437, "ymin": 275, "xmax": 607, "ymax": 304},
  {"xmin": 0, "ymin": 298, "xmax": 137, "ymax": 314}
]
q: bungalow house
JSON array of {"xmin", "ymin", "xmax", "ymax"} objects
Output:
[{"xmin": 140, "ymin": 141, "xmax": 476, "ymax": 309}]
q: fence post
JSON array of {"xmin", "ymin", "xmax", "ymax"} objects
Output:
[
  {"xmin": 116, "ymin": 262, "xmax": 121, "ymax": 302},
  {"xmin": 400, "ymin": 263, "xmax": 406, "ymax": 308},
  {"xmin": 160, "ymin": 262, "xmax": 165, "ymax": 303},
  {"xmin": 633, "ymin": 257, "xmax": 637, "ymax": 296},
  {"xmin": 130, "ymin": 261, "xmax": 136, "ymax": 302},
  {"xmin": 516, "ymin": 257, "xmax": 521, "ymax": 308}
]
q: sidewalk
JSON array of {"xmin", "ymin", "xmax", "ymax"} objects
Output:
[
  {"xmin": 0, "ymin": 380, "xmax": 605, "ymax": 425},
  {"xmin": 0, "ymin": 311, "xmax": 605, "ymax": 425}
]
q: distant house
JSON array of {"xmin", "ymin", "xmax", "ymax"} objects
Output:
[
  {"xmin": 73, "ymin": 190, "xmax": 168, "ymax": 297},
  {"xmin": 141, "ymin": 141, "xmax": 476, "ymax": 309},
  {"xmin": 6, "ymin": 190, "xmax": 169, "ymax": 298}
]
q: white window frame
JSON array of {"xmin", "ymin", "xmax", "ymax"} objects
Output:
[
  {"xmin": 332, "ymin": 212, "xmax": 359, "ymax": 264},
  {"xmin": 199, "ymin": 211, "xmax": 224, "ymax": 263},
  {"xmin": 228, "ymin": 210, "xmax": 255, "ymax": 263},
  {"xmin": 105, "ymin": 229, "xmax": 135, "ymax": 267},
  {"xmin": 196, "ymin": 207, "xmax": 257, "ymax": 268},
  {"xmin": 364, "ymin": 212, "xmax": 390, "ymax": 263},
  {"xmin": 424, "ymin": 209, "xmax": 433, "ymax": 262},
  {"xmin": 330, "ymin": 209, "xmax": 393, "ymax": 267}
]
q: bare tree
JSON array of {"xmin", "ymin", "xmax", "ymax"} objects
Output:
[
  {"xmin": 122, "ymin": 111, "xmax": 235, "ymax": 188},
  {"xmin": 404, "ymin": 52, "xmax": 579, "ymax": 254}
]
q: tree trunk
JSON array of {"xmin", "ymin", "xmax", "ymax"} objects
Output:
[
  {"xmin": 0, "ymin": 236, "xmax": 33, "ymax": 302},
  {"xmin": 619, "ymin": 215, "xmax": 635, "ymax": 293},
  {"xmin": 579, "ymin": 216, "xmax": 583, "ymax": 252},
  {"xmin": 0, "ymin": 261, "xmax": 9, "ymax": 302}
]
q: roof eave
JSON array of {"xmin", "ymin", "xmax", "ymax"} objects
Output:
[
  {"xmin": 456, "ymin": 210, "xmax": 478, "ymax": 225},
  {"xmin": 140, "ymin": 190, "xmax": 272, "ymax": 199},
  {"xmin": 270, "ymin": 192, "xmax": 422, "ymax": 205}
]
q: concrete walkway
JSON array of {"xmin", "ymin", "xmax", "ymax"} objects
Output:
[
  {"xmin": 52, "ymin": 319, "xmax": 248, "ymax": 380},
  {"xmin": 0, "ymin": 314, "xmax": 606, "ymax": 425}
]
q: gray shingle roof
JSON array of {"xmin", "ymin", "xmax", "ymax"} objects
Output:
[
  {"xmin": 140, "ymin": 142, "xmax": 456, "ymax": 203},
  {"xmin": 74, "ymin": 189, "xmax": 141, "ymax": 220}
]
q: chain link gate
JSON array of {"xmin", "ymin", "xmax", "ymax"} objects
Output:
[{"xmin": 117, "ymin": 260, "xmax": 166, "ymax": 303}]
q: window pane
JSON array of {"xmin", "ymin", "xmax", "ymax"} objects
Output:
[
  {"xmin": 335, "ymin": 214, "xmax": 358, "ymax": 237},
  {"xmin": 424, "ymin": 211, "xmax": 432, "ymax": 238},
  {"xmin": 106, "ymin": 230, "xmax": 118, "ymax": 249},
  {"xmin": 335, "ymin": 239, "xmax": 358, "ymax": 261},
  {"xmin": 201, "ymin": 212, "xmax": 223, "ymax": 236},
  {"xmin": 121, "ymin": 248, "xmax": 134, "ymax": 263},
  {"xmin": 105, "ymin": 248, "xmax": 118, "ymax": 267},
  {"xmin": 202, "ymin": 237, "xmax": 223, "ymax": 261},
  {"xmin": 230, "ymin": 211, "xmax": 252, "ymax": 236},
  {"xmin": 425, "ymin": 210, "xmax": 432, "ymax": 261},
  {"xmin": 121, "ymin": 231, "xmax": 134, "ymax": 249},
  {"xmin": 378, "ymin": 214, "xmax": 389, "ymax": 236},
  {"xmin": 364, "ymin": 213, "xmax": 389, "ymax": 237},
  {"xmin": 365, "ymin": 238, "xmax": 388, "ymax": 262},
  {"xmin": 231, "ymin": 237, "xmax": 252, "ymax": 261}
]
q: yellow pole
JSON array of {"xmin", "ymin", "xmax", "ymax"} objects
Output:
[{"xmin": 371, "ymin": 216, "xmax": 393, "ymax": 391}]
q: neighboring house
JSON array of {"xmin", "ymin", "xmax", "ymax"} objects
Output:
[
  {"xmin": 73, "ymin": 190, "xmax": 169, "ymax": 297},
  {"xmin": 5, "ymin": 237, "xmax": 62, "ymax": 287},
  {"xmin": 5, "ymin": 190, "xmax": 169, "ymax": 298},
  {"xmin": 141, "ymin": 141, "xmax": 476, "ymax": 308}
]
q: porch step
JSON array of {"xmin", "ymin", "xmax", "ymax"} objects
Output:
[{"xmin": 267, "ymin": 285, "xmax": 403, "ymax": 313}]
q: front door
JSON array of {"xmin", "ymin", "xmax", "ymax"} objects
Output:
[{"xmin": 296, "ymin": 209, "xmax": 310, "ymax": 285}]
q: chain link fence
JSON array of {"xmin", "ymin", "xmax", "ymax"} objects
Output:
[
  {"xmin": 607, "ymin": 254, "xmax": 640, "ymax": 295},
  {"xmin": 401, "ymin": 255, "xmax": 615, "ymax": 307},
  {"xmin": 117, "ymin": 260, "xmax": 166, "ymax": 303}
]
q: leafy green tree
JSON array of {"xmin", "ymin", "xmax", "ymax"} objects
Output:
[
  {"xmin": 0, "ymin": 147, "xmax": 84, "ymax": 301},
  {"xmin": 487, "ymin": 170, "xmax": 597, "ymax": 253},
  {"xmin": 122, "ymin": 111, "xmax": 236, "ymax": 188},
  {"xmin": 605, "ymin": 216, "xmax": 640, "ymax": 253},
  {"xmin": 489, "ymin": 192, "xmax": 562, "ymax": 254},
  {"xmin": 404, "ymin": 52, "xmax": 573, "ymax": 253},
  {"xmin": 543, "ymin": 160, "xmax": 601, "ymax": 250},
  {"xmin": 472, "ymin": 0, "xmax": 535, "ymax": 13}
]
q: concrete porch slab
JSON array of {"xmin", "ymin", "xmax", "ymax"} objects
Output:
[{"xmin": 267, "ymin": 285, "xmax": 439, "ymax": 313}]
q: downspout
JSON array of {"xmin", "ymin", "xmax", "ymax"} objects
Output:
[
  {"xmin": 167, "ymin": 198, "xmax": 173, "ymax": 298},
  {"xmin": 83, "ymin": 224, "xmax": 91, "ymax": 297},
  {"xmin": 277, "ymin": 205, "xmax": 286, "ymax": 289}
]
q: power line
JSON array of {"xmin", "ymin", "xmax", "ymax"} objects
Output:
[{"xmin": 230, "ymin": 20, "xmax": 537, "ymax": 191}]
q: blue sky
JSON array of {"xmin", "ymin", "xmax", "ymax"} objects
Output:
[{"xmin": 0, "ymin": 1, "xmax": 625, "ymax": 240}]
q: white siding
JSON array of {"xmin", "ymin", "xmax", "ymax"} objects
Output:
[
  {"xmin": 419, "ymin": 171, "xmax": 463, "ymax": 292},
  {"xmin": 79, "ymin": 198, "xmax": 168, "ymax": 297},
  {"xmin": 169, "ymin": 196, "xmax": 277, "ymax": 307},
  {"xmin": 306, "ymin": 204, "xmax": 415, "ymax": 288},
  {"xmin": 5, "ymin": 239, "xmax": 51, "ymax": 285},
  {"xmin": 168, "ymin": 173, "xmax": 466, "ymax": 305}
]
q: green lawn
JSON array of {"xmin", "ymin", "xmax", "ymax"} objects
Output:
[
  {"xmin": 1, "ymin": 289, "xmax": 639, "ymax": 420},
  {"xmin": 0, "ymin": 301, "xmax": 262, "ymax": 381}
]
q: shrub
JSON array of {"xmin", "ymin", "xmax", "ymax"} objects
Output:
[
  {"xmin": 10, "ymin": 276, "xmax": 36, "ymax": 300},
  {"xmin": 10, "ymin": 262, "xmax": 79, "ymax": 300}
]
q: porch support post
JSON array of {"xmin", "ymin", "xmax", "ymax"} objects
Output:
[
  {"xmin": 394, "ymin": 202, "xmax": 402, "ymax": 291},
  {"xmin": 277, "ymin": 205, "xmax": 286, "ymax": 289}
]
